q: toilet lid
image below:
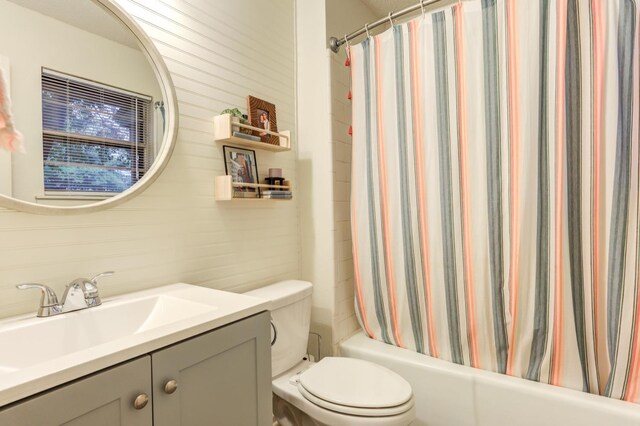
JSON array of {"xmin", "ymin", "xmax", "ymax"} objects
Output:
[
  {"xmin": 297, "ymin": 381, "xmax": 414, "ymax": 417},
  {"xmin": 297, "ymin": 357, "xmax": 413, "ymax": 410}
]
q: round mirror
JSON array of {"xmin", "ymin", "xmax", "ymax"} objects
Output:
[{"xmin": 0, "ymin": 0, "xmax": 177, "ymax": 214}]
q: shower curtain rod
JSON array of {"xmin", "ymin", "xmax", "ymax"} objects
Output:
[{"xmin": 328, "ymin": 0, "xmax": 450, "ymax": 53}]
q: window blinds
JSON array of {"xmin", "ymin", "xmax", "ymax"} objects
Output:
[{"xmin": 41, "ymin": 68, "xmax": 152, "ymax": 194}]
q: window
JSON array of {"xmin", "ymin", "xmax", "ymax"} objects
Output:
[{"xmin": 41, "ymin": 69, "xmax": 152, "ymax": 195}]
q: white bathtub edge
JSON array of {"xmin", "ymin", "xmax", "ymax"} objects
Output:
[{"xmin": 340, "ymin": 331, "xmax": 640, "ymax": 426}]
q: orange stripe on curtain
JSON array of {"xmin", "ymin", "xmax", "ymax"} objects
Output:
[
  {"xmin": 506, "ymin": 0, "xmax": 522, "ymax": 377},
  {"xmin": 551, "ymin": 0, "xmax": 568, "ymax": 387},
  {"xmin": 454, "ymin": 2, "xmax": 480, "ymax": 369}
]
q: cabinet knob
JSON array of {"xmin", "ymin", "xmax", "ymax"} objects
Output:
[
  {"xmin": 133, "ymin": 393, "xmax": 149, "ymax": 410},
  {"xmin": 164, "ymin": 379, "xmax": 178, "ymax": 394}
]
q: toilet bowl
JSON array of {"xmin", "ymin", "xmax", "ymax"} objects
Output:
[
  {"xmin": 245, "ymin": 280, "xmax": 415, "ymax": 426},
  {"xmin": 273, "ymin": 358, "xmax": 415, "ymax": 426}
]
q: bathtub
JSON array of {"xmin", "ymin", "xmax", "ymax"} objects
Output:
[{"xmin": 339, "ymin": 331, "xmax": 640, "ymax": 426}]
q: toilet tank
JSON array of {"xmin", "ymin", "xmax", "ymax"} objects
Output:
[{"xmin": 245, "ymin": 280, "xmax": 312, "ymax": 377}]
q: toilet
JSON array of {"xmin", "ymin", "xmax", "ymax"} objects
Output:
[{"xmin": 246, "ymin": 280, "xmax": 415, "ymax": 426}]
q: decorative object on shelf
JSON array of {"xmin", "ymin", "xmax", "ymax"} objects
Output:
[
  {"xmin": 214, "ymin": 175, "xmax": 292, "ymax": 201},
  {"xmin": 247, "ymin": 95, "xmax": 278, "ymax": 145},
  {"xmin": 265, "ymin": 168, "xmax": 285, "ymax": 187},
  {"xmin": 220, "ymin": 107, "xmax": 251, "ymax": 135},
  {"xmin": 268, "ymin": 168, "xmax": 282, "ymax": 178},
  {"xmin": 261, "ymin": 190, "xmax": 292, "ymax": 200},
  {"xmin": 265, "ymin": 176, "xmax": 285, "ymax": 187},
  {"xmin": 213, "ymin": 114, "xmax": 291, "ymax": 151},
  {"xmin": 223, "ymin": 145, "xmax": 259, "ymax": 198},
  {"xmin": 219, "ymin": 107, "xmax": 245, "ymax": 120},
  {"xmin": 232, "ymin": 131, "xmax": 261, "ymax": 142}
]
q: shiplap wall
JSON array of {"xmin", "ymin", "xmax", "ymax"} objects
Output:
[{"xmin": 0, "ymin": 0, "xmax": 298, "ymax": 319}]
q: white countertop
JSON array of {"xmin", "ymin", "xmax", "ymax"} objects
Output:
[{"xmin": 0, "ymin": 283, "xmax": 269, "ymax": 407}]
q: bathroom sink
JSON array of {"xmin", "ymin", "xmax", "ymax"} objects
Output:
[
  {"xmin": 0, "ymin": 284, "xmax": 269, "ymax": 406},
  {"xmin": 0, "ymin": 294, "xmax": 214, "ymax": 371}
]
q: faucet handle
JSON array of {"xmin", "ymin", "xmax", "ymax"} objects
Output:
[
  {"xmin": 91, "ymin": 271, "xmax": 115, "ymax": 284},
  {"xmin": 16, "ymin": 283, "xmax": 61, "ymax": 317},
  {"xmin": 83, "ymin": 271, "xmax": 113, "ymax": 306},
  {"xmin": 16, "ymin": 283, "xmax": 59, "ymax": 305}
]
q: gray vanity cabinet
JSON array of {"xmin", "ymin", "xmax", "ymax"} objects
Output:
[
  {"xmin": 0, "ymin": 311, "xmax": 272, "ymax": 426},
  {"xmin": 0, "ymin": 356, "xmax": 152, "ymax": 426},
  {"xmin": 152, "ymin": 311, "xmax": 272, "ymax": 426}
]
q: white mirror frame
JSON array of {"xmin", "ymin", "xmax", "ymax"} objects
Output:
[{"xmin": 0, "ymin": 0, "xmax": 178, "ymax": 215}]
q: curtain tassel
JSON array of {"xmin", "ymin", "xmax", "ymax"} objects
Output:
[
  {"xmin": 345, "ymin": 56, "xmax": 351, "ymax": 67},
  {"xmin": 348, "ymin": 125, "xmax": 353, "ymax": 136}
]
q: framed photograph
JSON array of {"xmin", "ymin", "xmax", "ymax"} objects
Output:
[
  {"xmin": 223, "ymin": 145, "xmax": 260, "ymax": 197},
  {"xmin": 247, "ymin": 95, "xmax": 278, "ymax": 145}
]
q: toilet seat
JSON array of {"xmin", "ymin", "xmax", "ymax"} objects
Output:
[
  {"xmin": 295, "ymin": 357, "xmax": 413, "ymax": 417},
  {"xmin": 297, "ymin": 381, "xmax": 415, "ymax": 417}
]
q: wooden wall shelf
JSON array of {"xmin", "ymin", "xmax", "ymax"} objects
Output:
[
  {"xmin": 214, "ymin": 175, "xmax": 293, "ymax": 201},
  {"xmin": 213, "ymin": 114, "xmax": 291, "ymax": 152}
]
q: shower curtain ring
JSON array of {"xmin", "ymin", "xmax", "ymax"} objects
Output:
[
  {"xmin": 344, "ymin": 34, "xmax": 351, "ymax": 60},
  {"xmin": 365, "ymin": 23, "xmax": 371, "ymax": 38},
  {"xmin": 388, "ymin": 11, "xmax": 394, "ymax": 27},
  {"xmin": 420, "ymin": 0, "xmax": 426, "ymax": 17}
]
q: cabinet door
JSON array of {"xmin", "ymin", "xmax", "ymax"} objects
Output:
[
  {"xmin": 0, "ymin": 356, "xmax": 152, "ymax": 426},
  {"xmin": 152, "ymin": 311, "xmax": 271, "ymax": 426}
]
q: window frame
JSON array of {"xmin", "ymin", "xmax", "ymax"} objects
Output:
[{"xmin": 41, "ymin": 67, "xmax": 153, "ymax": 198}]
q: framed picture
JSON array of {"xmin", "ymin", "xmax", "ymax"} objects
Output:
[
  {"xmin": 223, "ymin": 145, "xmax": 260, "ymax": 197},
  {"xmin": 247, "ymin": 95, "xmax": 278, "ymax": 145}
]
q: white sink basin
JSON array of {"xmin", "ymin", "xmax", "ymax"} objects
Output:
[
  {"xmin": 0, "ymin": 294, "xmax": 214, "ymax": 371},
  {"xmin": 0, "ymin": 284, "xmax": 269, "ymax": 406}
]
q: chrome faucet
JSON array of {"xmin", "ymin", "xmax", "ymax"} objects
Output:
[{"xmin": 16, "ymin": 271, "xmax": 114, "ymax": 317}]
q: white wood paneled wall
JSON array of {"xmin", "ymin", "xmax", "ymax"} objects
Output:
[
  {"xmin": 330, "ymin": 47, "xmax": 360, "ymax": 348},
  {"xmin": 0, "ymin": 0, "xmax": 298, "ymax": 319}
]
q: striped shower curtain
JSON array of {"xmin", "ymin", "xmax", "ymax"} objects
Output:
[{"xmin": 349, "ymin": 0, "xmax": 640, "ymax": 402}]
